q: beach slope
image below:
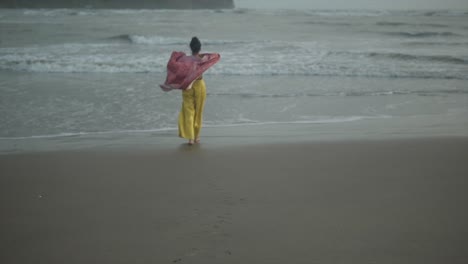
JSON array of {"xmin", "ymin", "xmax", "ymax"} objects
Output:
[{"xmin": 1, "ymin": 137, "xmax": 467, "ymax": 264}]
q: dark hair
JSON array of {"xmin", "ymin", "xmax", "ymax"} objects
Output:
[{"xmin": 190, "ymin": 37, "xmax": 201, "ymax": 54}]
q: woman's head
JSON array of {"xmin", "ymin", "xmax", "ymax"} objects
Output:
[{"xmin": 190, "ymin": 37, "xmax": 201, "ymax": 54}]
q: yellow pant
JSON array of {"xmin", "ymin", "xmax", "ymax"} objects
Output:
[{"xmin": 178, "ymin": 79, "xmax": 206, "ymax": 140}]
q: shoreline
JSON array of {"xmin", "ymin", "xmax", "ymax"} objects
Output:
[{"xmin": 1, "ymin": 113, "xmax": 467, "ymax": 154}]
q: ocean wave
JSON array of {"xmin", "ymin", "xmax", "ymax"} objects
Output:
[
  {"xmin": 376, "ymin": 21, "xmax": 449, "ymax": 28},
  {"xmin": 403, "ymin": 41, "xmax": 468, "ymax": 46},
  {"xmin": 21, "ymin": 8, "xmax": 192, "ymax": 17},
  {"xmin": 364, "ymin": 52, "xmax": 468, "ymax": 65},
  {"xmin": 388, "ymin": 10, "xmax": 468, "ymax": 17},
  {"xmin": 304, "ymin": 9, "xmax": 468, "ymax": 17},
  {"xmin": 1, "ymin": 42, "xmax": 466, "ymax": 79},
  {"xmin": 232, "ymin": 8, "xmax": 249, "ymax": 14},
  {"xmin": 107, "ymin": 34, "xmax": 249, "ymax": 46},
  {"xmin": 376, "ymin": 22, "xmax": 408, "ymax": 26},
  {"xmin": 207, "ymin": 89, "xmax": 468, "ymax": 98},
  {"xmin": 0, "ymin": 55, "xmax": 162, "ymax": 73},
  {"xmin": 17, "ymin": 8, "xmax": 468, "ymax": 18},
  {"xmin": 304, "ymin": 9, "xmax": 390, "ymax": 17},
  {"xmin": 422, "ymin": 10, "xmax": 468, "ymax": 17},
  {"xmin": 22, "ymin": 9, "xmax": 68, "ymax": 16},
  {"xmin": 22, "ymin": 8, "xmax": 98, "ymax": 16},
  {"xmin": 304, "ymin": 21, "xmax": 353, "ymax": 26},
  {"xmin": 383, "ymin": 31, "xmax": 461, "ymax": 38},
  {"xmin": 108, "ymin": 34, "xmax": 187, "ymax": 45},
  {"xmin": 327, "ymin": 50, "xmax": 468, "ymax": 65},
  {"xmin": 1, "ymin": 54, "xmax": 466, "ymax": 79}
]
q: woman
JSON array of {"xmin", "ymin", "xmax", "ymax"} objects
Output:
[{"xmin": 178, "ymin": 37, "xmax": 207, "ymax": 145}]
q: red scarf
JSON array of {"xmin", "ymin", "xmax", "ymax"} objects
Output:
[{"xmin": 160, "ymin": 51, "xmax": 220, "ymax": 91}]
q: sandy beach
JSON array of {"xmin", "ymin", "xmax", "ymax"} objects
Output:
[
  {"xmin": 1, "ymin": 137, "xmax": 467, "ymax": 264},
  {"xmin": 2, "ymin": 4, "xmax": 468, "ymax": 264}
]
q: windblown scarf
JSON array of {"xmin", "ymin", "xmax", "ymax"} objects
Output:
[{"xmin": 160, "ymin": 51, "xmax": 220, "ymax": 91}]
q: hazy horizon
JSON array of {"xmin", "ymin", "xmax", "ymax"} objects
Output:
[{"xmin": 235, "ymin": 0, "xmax": 468, "ymax": 10}]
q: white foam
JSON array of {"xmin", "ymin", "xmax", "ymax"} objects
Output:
[
  {"xmin": 0, "ymin": 39, "xmax": 466, "ymax": 79},
  {"xmin": 16, "ymin": 8, "xmax": 468, "ymax": 18},
  {"xmin": 19, "ymin": 8, "xmax": 210, "ymax": 17},
  {"xmin": 22, "ymin": 9, "xmax": 77, "ymax": 17},
  {"xmin": 106, "ymin": 9, "xmax": 190, "ymax": 15},
  {"xmin": 124, "ymin": 35, "xmax": 249, "ymax": 46},
  {"xmin": 304, "ymin": 9, "xmax": 390, "ymax": 17},
  {"xmin": 0, "ymin": 43, "xmax": 166, "ymax": 73},
  {"xmin": 128, "ymin": 35, "xmax": 186, "ymax": 45},
  {"xmin": 107, "ymin": 9, "xmax": 154, "ymax": 15},
  {"xmin": 0, "ymin": 127, "xmax": 178, "ymax": 140},
  {"xmin": 0, "ymin": 116, "xmax": 391, "ymax": 140},
  {"xmin": 205, "ymin": 115, "xmax": 392, "ymax": 128}
]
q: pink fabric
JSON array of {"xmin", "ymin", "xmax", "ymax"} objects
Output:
[{"xmin": 160, "ymin": 51, "xmax": 220, "ymax": 91}]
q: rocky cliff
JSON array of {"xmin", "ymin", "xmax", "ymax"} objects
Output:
[{"xmin": 0, "ymin": 0, "xmax": 235, "ymax": 9}]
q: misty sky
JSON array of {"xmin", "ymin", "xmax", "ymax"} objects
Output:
[{"xmin": 235, "ymin": 0, "xmax": 468, "ymax": 10}]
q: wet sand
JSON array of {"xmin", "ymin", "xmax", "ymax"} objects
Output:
[{"xmin": 1, "ymin": 137, "xmax": 468, "ymax": 264}]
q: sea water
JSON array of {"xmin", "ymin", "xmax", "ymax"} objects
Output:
[{"xmin": 0, "ymin": 8, "xmax": 467, "ymax": 152}]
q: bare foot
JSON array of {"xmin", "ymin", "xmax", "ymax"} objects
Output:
[
  {"xmin": 195, "ymin": 138, "xmax": 200, "ymax": 144},
  {"xmin": 188, "ymin": 139, "xmax": 194, "ymax": 145}
]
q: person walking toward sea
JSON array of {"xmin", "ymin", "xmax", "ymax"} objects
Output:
[
  {"xmin": 160, "ymin": 37, "xmax": 220, "ymax": 145},
  {"xmin": 178, "ymin": 37, "xmax": 206, "ymax": 145}
]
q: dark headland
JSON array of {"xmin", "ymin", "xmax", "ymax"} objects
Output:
[{"xmin": 0, "ymin": 0, "xmax": 235, "ymax": 9}]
